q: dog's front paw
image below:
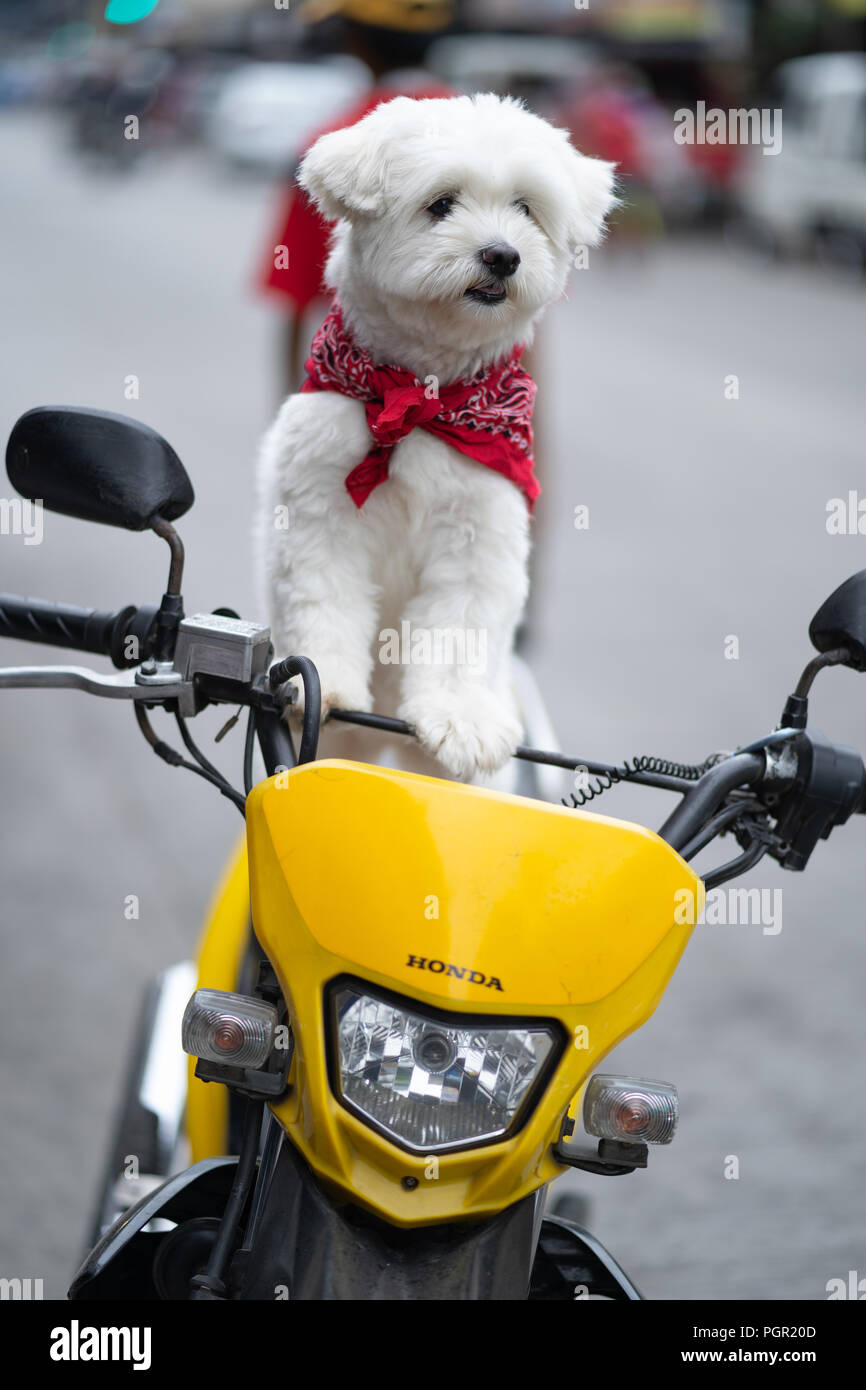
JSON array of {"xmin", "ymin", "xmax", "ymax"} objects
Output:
[{"xmin": 400, "ymin": 686, "xmax": 522, "ymax": 781}]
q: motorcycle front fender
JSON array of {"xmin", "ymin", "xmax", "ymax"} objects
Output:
[
  {"xmin": 238, "ymin": 1138, "xmax": 541, "ymax": 1300},
  {"xmin": 69, "ymin": 1158, "xmax": 238, "ymax": 1301},
  {"xmin": 69, "ymin": 1140, "xmax": 640, "ymax": 1301}
]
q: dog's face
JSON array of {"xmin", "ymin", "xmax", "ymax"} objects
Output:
[{"xmin": 299, "ymin": 94, "xmax": 617, "ymax": 363}]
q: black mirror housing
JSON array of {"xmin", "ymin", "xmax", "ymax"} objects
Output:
[
  {"xmin": 6, "ymin": 406, "xmax": 194, "ymax": 532},
  {"xmin": 809, "ymin": 569, "xmax": 866, "ymax": 673}
]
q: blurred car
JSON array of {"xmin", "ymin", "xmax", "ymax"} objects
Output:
[
  {"xmin": 428, "ymin": 33, "xmax": 600, "ymax": 117},
  {"xmin": 0, "ymin": 49, "xmax": 67, "ymax": 106},
  {"xmin": 207, "ymin": 58, "xmax": 370, "ymax": 174},
  {"xmin": 428, "ymin": 38, "xmax": 699, "ymax": 228},
  {"xmin": 735, "ymin": 53, "xmax": 866, "ymax": 275},
  {"xmin": 559, "ymin": 62, "xmax": 702, "ymax": 228},
  {"xmin": 66, "ymin": 47, "xmax": 177, "ymax": 171}
]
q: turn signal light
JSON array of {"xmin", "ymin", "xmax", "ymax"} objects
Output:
[
  {"xmin": 181, "ymin": 988, "xmax": 277, "ymax": 1069},
  {"xmin": 583, "ymin": 1074, "xmax": 678, "ymax": 1145}
]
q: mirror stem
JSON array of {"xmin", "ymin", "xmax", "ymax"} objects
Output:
[
  {"xmin": 779, "ymin": 646, "xmax": 853, "ymax": 732},
  {"xmin": 148, "ymin": 514, "xmax": 185, "ymax": 662},
  {"xmin": 793, "ymin": 647, "xmax": 852, "ymax": 700},
  {"xmin": 150, "ymin": 514, "xmax": 185, "ymax": 597}
]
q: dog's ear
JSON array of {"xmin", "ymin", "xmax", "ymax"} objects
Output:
[
  {"xmin": 562, "ymin": 151, "xmax": 619, "ymax": 251},
  {"xmin": 299, "ymin": 110, "xmax": 393, "ymax": 220}
]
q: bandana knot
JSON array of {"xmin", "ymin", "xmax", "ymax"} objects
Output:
[{"xmin": 301, "ymin": 301, "xmax": 539, "ymax": 511}]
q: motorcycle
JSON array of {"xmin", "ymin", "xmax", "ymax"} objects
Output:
[{"xmin": 3, "ymin": 404, "xmax": 865, "ymax": 1301}]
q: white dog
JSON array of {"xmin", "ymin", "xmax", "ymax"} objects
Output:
[{"xmin": 256, "ymin": 93, "xmax": 615, "ymax": 780}]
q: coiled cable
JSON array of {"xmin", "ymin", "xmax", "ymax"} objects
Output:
[{"xmin": 564, "ymin": 751, "xmax": 728, "ymax": 809}]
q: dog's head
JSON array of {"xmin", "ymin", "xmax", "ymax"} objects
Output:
[{"xmin": 299, "ymin": 93, "xmax": 617, "ymax": 368}]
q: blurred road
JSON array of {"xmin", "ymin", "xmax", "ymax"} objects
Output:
[{"xmin": 1, "ymin": 110, "xmax": 864, "ymax": 1301}]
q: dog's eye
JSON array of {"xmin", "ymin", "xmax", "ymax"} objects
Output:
[
  {"xmin": 516, "ymin": 199, "xmax": 532, "ymax": 217},
  {"xmin": 427, "ymin": 195, "xmax": 455, "ymax": 219}
]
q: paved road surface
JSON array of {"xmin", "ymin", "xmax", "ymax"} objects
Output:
[{"xmin": 1, "ymin": 111, "xmax": 864, "ymax": 1300}]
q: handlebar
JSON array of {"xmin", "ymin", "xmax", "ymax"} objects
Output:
[
  {"xmin": 0, "ymin": 593, "xmax": 157, "ymax": 670},
  {"xmin": 0, "ymin": 590, "xmax": 863, "ymax": 886},
  {"xmin": 656, "ymin": 752, "xmax": 767, "ymax": 852}
]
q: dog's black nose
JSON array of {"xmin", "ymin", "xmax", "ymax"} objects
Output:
[{"xmin": 480, "ymin": 244, "xmax": 520, "ymax": 278}]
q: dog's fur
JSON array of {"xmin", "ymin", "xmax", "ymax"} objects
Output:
[{"xmin": 256, "ymin": 93, "xmax": 616, "ymax": 779}]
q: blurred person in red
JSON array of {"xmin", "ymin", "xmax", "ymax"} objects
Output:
[
  {"xmin": 681, "ymin": 64, "xmax": 745, "ymax": 221},
  {"xmin": 561, "ymin": 63, "xmax": 689, "ymax": 247},
  {"xmin": 259, "ymin": 0, "xmax": 456, "ymax": 393}
]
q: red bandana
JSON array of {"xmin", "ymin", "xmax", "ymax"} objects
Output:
[{"xmin": 301, "ymin": 302, "xmax": 539, "ymax": 511}]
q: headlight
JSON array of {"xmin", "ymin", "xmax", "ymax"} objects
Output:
[{"xmin": 330, "ymin": 981, "xmax": 563, "ymax": 1153}]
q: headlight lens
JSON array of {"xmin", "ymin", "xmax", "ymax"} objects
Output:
[{"xmin": 331, "ymin": 982, "xmax": 561, "ymax": 1153}]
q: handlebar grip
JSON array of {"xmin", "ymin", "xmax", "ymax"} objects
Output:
[{"xmin": 0, "ymin": 593, "xmax": 157, "ymax": 669}]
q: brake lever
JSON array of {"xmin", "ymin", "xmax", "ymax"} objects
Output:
[{"xmin": 0, "ymin": 662, "xmax": 196, "ymax": 714}]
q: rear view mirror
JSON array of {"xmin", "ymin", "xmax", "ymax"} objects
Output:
[
  {"xmin": 809, "ymin": 570, "xmax": 866, "ymax": 673},
  {"xmin": 5, "ymin": 406, "xmax": 194, "ymax": 532}
]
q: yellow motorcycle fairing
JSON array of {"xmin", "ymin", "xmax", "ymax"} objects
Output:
[
  {"xmin": 232, "ymin": 759, "xmax": 704, "ymax": 1228},
  {"xmin": 186, "ymin": 843, "xmax": 251, "ymax": 1163}
]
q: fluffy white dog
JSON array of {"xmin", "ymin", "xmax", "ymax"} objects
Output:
[{"xmin": 257, "ymin": 93, "xmax": 615, "ymax": 780}]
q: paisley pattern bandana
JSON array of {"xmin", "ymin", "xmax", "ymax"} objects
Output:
[{"xmin": 302, "ymin": 301, "xmax": 539, "ymax": 511}]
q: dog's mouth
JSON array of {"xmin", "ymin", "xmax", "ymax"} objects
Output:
[{"xmin": 465, "ymin": 281, "xmax": 509, "ymax": 306}]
